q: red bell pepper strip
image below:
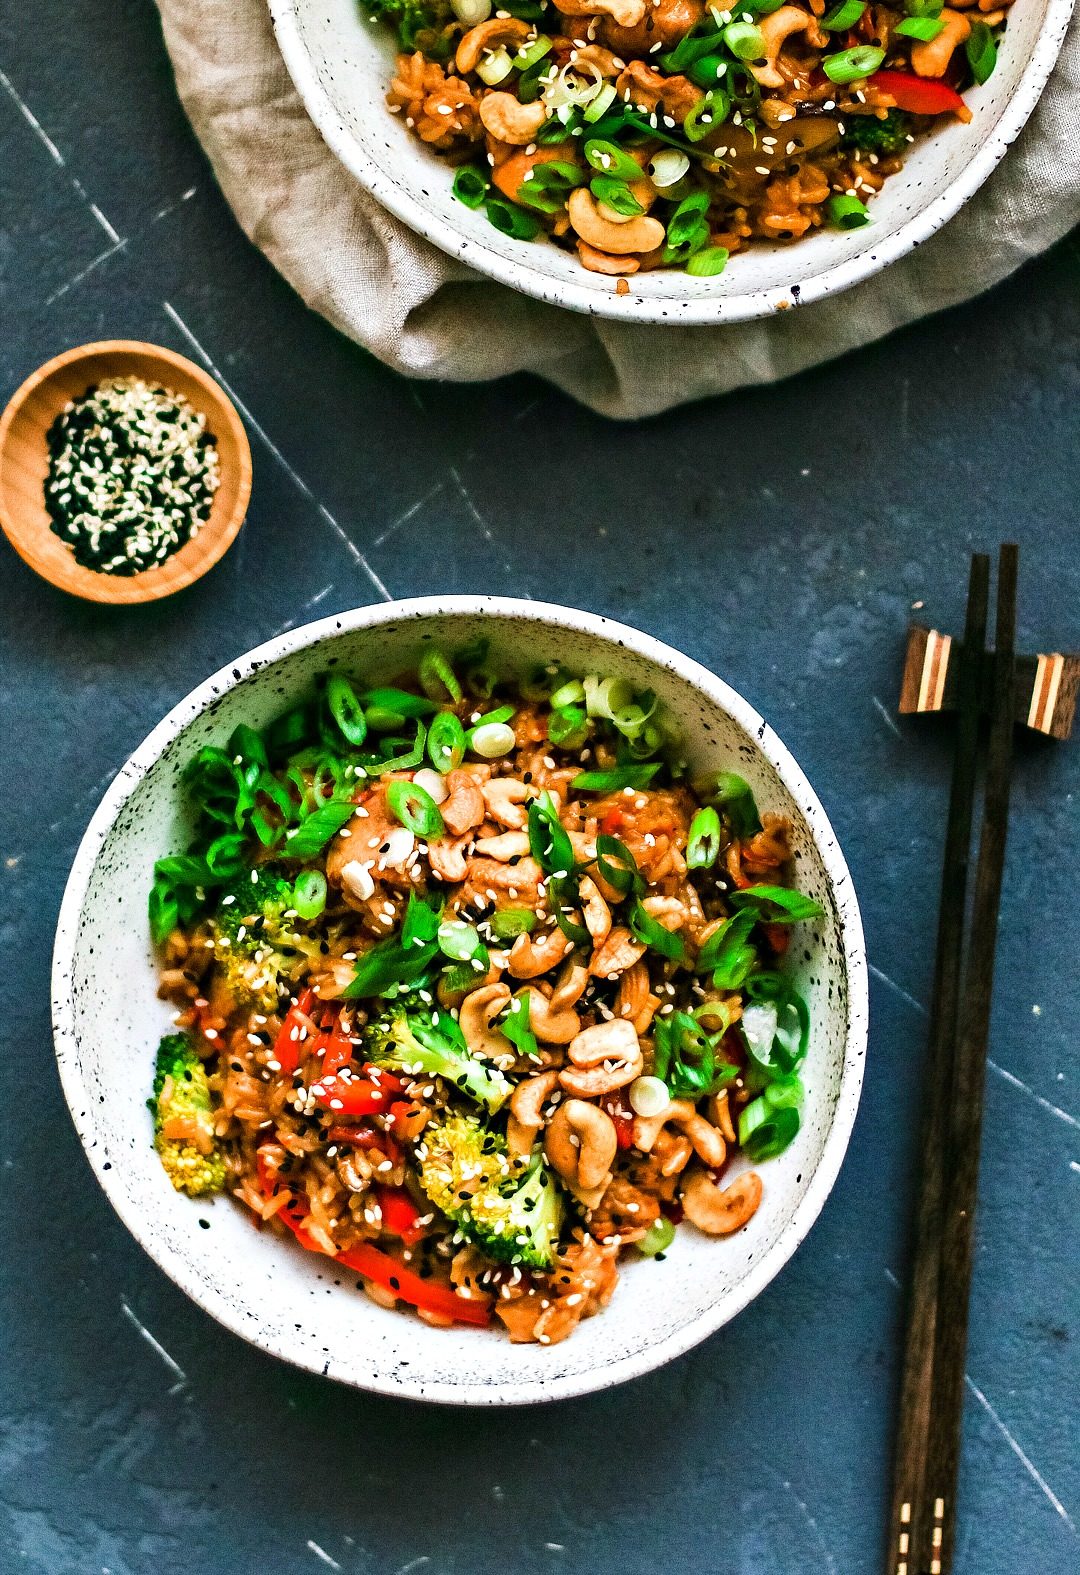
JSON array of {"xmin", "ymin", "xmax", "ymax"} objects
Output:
[
  {"xmin": 375, "ymin": 1186, "xmax": 427, "ymax": 1245},
  {"xmin": 326, "ymin": 1124, "xmax": 402, "ymax": 1164},
  {"xmin": 273, "ymin": 987, "xmax": 318, "ymax": 1075},
  {"xmin": 311, "ymin": 1066, "xmax": 403, "ymax": 1115},
  {"xmin": 261, "ymin": 1165, "xmax": 490, "ymax": 1326},
  {"xmin": 335, "ymin": 1241, "xmax": 492, "ymax": 1325},
  {"xmin": 601, "ymin": 1090, "xmax": 635, "ymax": 1151},
  {"xmin": 312, "ymin": 1018, "xmax": 355, "ymax": 1079},
  {"xmin": 599, "ymin": 806, "xmax": 625, "ymax": 836},
  {"xmin": 868, "ymin": 69, "xmax": 965, "ymax": 116}
]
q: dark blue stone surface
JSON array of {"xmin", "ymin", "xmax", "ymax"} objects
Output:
[{"xmin": 0, "ymin": 4, "xmax": 1077, "ymax": 1571}]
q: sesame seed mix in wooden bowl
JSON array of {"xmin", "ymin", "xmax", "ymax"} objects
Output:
[{"xmin": 0, "ymin": 341, "xmax": 252, "ymax": 605}]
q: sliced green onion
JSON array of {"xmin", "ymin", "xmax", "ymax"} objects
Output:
[
  {"xmin": 583, "ymin": 82, "xmax": 617, "ymax": 122},
  {"xmin": 730, "ymin": 884, "xmax": 825, "ymax": 924},
  {"xmin": 764, "ymin": 1074, "xmax": 804, "ymax": 1110},
  {"xmin": 695, "ymin": 909, "xmax": 758, "ymax": 990},
  {"xmin": 659, "ymin": 28, "xmax": 724, "ymax": 72},
  {"xmin": 372, "ymin": 720, "xmax": 428, "ymax": 775},
  {"xmin": 637, "ymin": 1216, "xmax": 676, "ymax": 1257},
  {"xmin": 738, "ymin": 1098, "xmax": 800, "ymax": 1160},
  {"xmin": 722, "ymin": 21, "xmax": 765, "ymax": 59},
  {"xmin": 149, "ymin": 877, "xmax": 180, "ymax": 945},
  {"xmin": 517, "ymin": 160, "xmax": 581, "ymax": 214},
  {"xmin": 418, "ymin": 649, "xmax": 462, "ymax": 705},
  {"xmin": 688, "ymin": 53, "xmax": 727, "ymax": 88},
  {"xmin": 452, "ymin": 164, "xmax": 490, "ymax": 209},
  {"xmin": 205, "ymin": 832, "xmax": 248, "ymax": 879},
  {"xmin": 594, "ymin": 833, "xmax": 643, "ymax": 897},
  {"xmin": 904, "ymin": 0, "xmax": 943, "ymax": 14},
  {"xmin": 528, "ymin": 794, "xmax": 575, "ymax": 877},
  {"xmin": 326, "ymin": 675, "xmax": 368, "ymax": 746},
  {"xmin": 470, "ymin": 721, "xmax": 516, "ymax": 758},
  {"xmin": 590, "ymin": 176, "xmax": 643, "ymax": 216},
  {"xmin": 821, "ymin": 0, "xmax": 866, "ymax": 27},
  {"xmin": 437, "ymin": 919, "xmax": 487, "ymax": 965},
  {"xmin": 284, "ymin": 798, "xmax": 357, "ymax": 859},
  {"xmin": 696, "ymin": 770, "xmax": 761, "ymax": 838},
  {"xmin": 499, "ymin": 992, "xmax": 539, "ymax": 1059},
  {"xmin": 648, "ymin": 148, "xmax": 690, "ymax": 188},
  {"xmin": 387, "ymin": 779, "xmax": 445, "ymax": 839},
  {"xmin": 514, "ymin": 33, "xmax": 553, "ymax": 69},
  {"xmin": 360, "ymin": 687, "xmax": 437, "ymax": 720},
  {"xmin": 687, "ymin": 806, "xmax": 722, "ymax": 869},
  {"xmin": 427, "ymin": 710, "xmax": 466, "ymax": 773},
  {"xmin": 895, "ymin": 14, "xmax": 944, "ymax": 38},
  {"xmin": 571, "ymin": 763, "xmax": 661, "ymax": 792},
  {"xmin": 822, "ymin": 45, "xmax": 885, "ymax": 82},
  {"xmin": 476, "ymin": 46, "xmax": 514, "ymax": 86},
  {"xmin": 684, "ymin": 89, "xmax": 731, "ymax": 142},
  {"xmin": 548, "ymin": 704, "xmax": 589, "ymax": 751},
  {"xmin": 292, "ymin": 869, "xmax": 327, "ymax": 920},
  {"xmin": 667, "ymin": 190, "xmax": 711, "ymax": 246},
  {"xmin": 686, "ymin": 246, "xmax": 729, "ymax": 277},
  {"xmin": 549, "ymin": 678, "xmax": 585, "ymax": 708},
  {"xmin": 488, "ymin": 907, "xmax": 538, "ymax": 941},
  {"xmin": 485, "ymin": 195, "xmax": 541, "ymax": 240},
  {"xmin": 628, "ymin": 1074, "xmax": 670, "ymax": 1117},
  {"xmin": 628, "ymin": 900, "xmax": 686, "ymax": 963},
  {"xmin": 966, "ymin": 21, "xmax": 997, "ymax": 84},
  {"xmin": 583, "ymin": 139, "xmax": 642, "ymax": 181},
  {"xmin": 825, "ymin": 193, "xmax": 871, "ymax": 229}
]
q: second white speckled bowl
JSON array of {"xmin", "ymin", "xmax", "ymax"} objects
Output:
[
  {"xmin": 267, "ymin": 0, "xmax": 1074, "ymax": 323},
  {"xmin": 53, "ymin": 598, "xmax": 867, "ymax": 1403}
]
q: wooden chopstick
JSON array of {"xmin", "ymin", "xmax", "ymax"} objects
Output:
[
  {"xmin": 886, "ymin": 554, "xmax": 990, "ymax": 1575},
  {"xmin": 920, "ymin": 543, "xmax": 1020, "ymax": 1573}
]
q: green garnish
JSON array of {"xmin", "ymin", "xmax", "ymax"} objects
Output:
[
  {"xmin": 966, "ymin": 21, "xmax": 997, "ymax": 84},
  {"xmin": 730, "ymin": 885, "xmax": 825, "ymax": 924},
  {"xmin": 628, "ymin": 900, "xmax": 686, "ymax": 963},
  {"xmin": 825, "ymin": 193, "xmax": 872, "ymax": 229},
  {"xmin": 387, "ymin": 778, "xmax": 445, "ymax": 839},
  {"xmin": 571, "ymin": 763, "xmax": 661, "ymax": 792},
  {"xmin": 427, "ymin": 710, "xmax": 466, "ymax": 773},
  {"xmin": 822, "ymin": 45, "xmax": 885, "ymax": 82},
  {"xmin": 686, "ymin": 806, "xmax": 722, "ymax": 870}
]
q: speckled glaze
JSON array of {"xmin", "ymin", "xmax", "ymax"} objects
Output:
[
  {"xmin": 53, "ymin": 598, "xmax": 867, "ymax": 1404},
  {"xmin": 266, "ymin": 0, "xmax": 1073, "ymax": 325}
]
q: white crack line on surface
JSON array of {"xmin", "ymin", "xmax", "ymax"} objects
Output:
[
  {"xmin": 965, "ymin": 1376, "xmax": 1077, "ymax": 1534},
  {"xmin": 44, "ymin": 239, "xmax": 128, "ymax": 306},
  {"xmin": 0, "ymin": 65, "xmax": 120, "ymax": 242},
  {"xmin": 266, "ymin": 584, "xmax": 336, "ymax": 642},
  {"xmin": 120, "ymin": 1301, "xmax": 186, "ymax": 1394},
  {"xmin": 150, "ymin": 185, "xmax": 198, "ymax": 225},
  {"xmin": 872, "ymin": 696, "xmax": 904, "ymax": 739},
  {"xmin": 161, "ymin": 301, "xmax": 391, "ymax": 602},
  {"xmin": 1069, "ymin": 1160, "xmax": 1080, "ymax": 1176},
  {"xmin": 306, "ymin": 1541, "xmax": 342, "ymax": 1571},
  {"xmin": 884, "ymin": 1267, "xmax": 900, "ymax": 1290},
  {"xmin": 868, "ymin": 965, "xmax": 1079, "ymax": 1131},
  {"xmin": 392, "ymin": 1559, "xmax": 432, "ymax": 1575},
  {"xmin": 450, "ymin": 466, "xmax": 525, "ymax": 589},
  {"xmin": 370, "ymin": 482, "xmax": 445, "ymax": 548},
  {"xmin": 780, "ymin": 1477, "xmax": 839, "ymax": 1575}
]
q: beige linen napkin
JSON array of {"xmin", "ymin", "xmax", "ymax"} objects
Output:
[{"xmin": 157, "ymin": 0, "xmax": 1079, "ymax": 418}]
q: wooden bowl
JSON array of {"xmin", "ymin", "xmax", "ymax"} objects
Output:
[{"xmin": 0, "ymin": 341, "xmax": 252, "ymax": 604}]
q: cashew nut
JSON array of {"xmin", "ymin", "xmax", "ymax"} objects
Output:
[
  {"xmin": 911, "ymin": 9, "xmax": 971, "ymax": 77},
  {"xmin": 559, "ymin": 1018, "xmax": 643, "ymax": 1097},
  {"xmin": 567, "ymin": 188, "xmax": 665, "ymax": 257},
  {"xmin": 653, "ymin": 1128, "xmax": 693, "ymax": 1177},
  {"xmin": 508, "ymin": 1068, "xmax": 560, "ymax": 1156},
  {"xmin": 440, "ymin": 770, "xmax": 487, "ymax": 836},
  {"xmin": 458, "ymin": 982, "xmax": 513, "ymax": 1063},
  {"xmin": 471, "ymin": 830, "xmax": 531, "ymax": 862},
  {"xmin": 481, "ymin": 776, "xmax": 532, "ymax": 829},
  {"xmin": 544, "ymin": 1098, "xmax": 619, "ymax": 1192},
  {"xmin": 708, "ymin": 1088, "xmax": 736, "ymax": 1144},
  {"xmin": 550, "ymin": 956, "xmax": 590, "ymax": 1011},
  {"xmin": 681, "ymin": 1167, "xmax": 763, "ymax": 1236},
  {"xmin": 520, "ymin": 987, "xmax": 581, "ymax": 1044},
  {"xmin": 577, "ymin": 242, "xmax": 642, "ymax": 277},
  {"xmin": 479, "ymin": 93, "xmax": 548, "ymax": 146},
  {"xmin": 589, "ymin": 926, "xmax": 646, "ymax": 978},
  {"xmin": 455, "ymin": 17, "xmax": 530, "ymax": 75},
  {"xmin": 579, "ymin": 875, "xmax": 612, "ymax": 946},
  {"xmin": 553, "ymin": 0, "xmax": 646, "ymax": 25},
  {"xmin": 751, "ymin": 6, "xmax": 827, "ymax": 91},
  {"xmin": 427, "ymin": 834, "xmax": 470, "ymax": 882},
  {"xmin": 631, "ymin": 1097, "xmax": 725, "ymax": 1166},
  {"xmin": 508, "ymin": 926, "xmax": 571, "ymax": 979}
]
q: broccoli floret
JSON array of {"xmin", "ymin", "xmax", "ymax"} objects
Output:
[
  {"xmin": 418, "ymin": 1111, "xmax": 517, "ymax": 1217},
  {"xmin": 150, "ymin": 1034, "xmax": 226, "ymax": 1197},
  {"xmin": 468, "ymin": 1155, "xmax": 564, "ymax": 1271},
  {"xmin": 365, "ymin": 1007, "xmax": 513, "ymax": 1113},
  {"xmin": 418, "ymin": 1113, "xmax": 565, "ymax": 1271},
  {"xmin": 841, "ymin": 110, "xmax": 913, "ymax": 157},
  {"xmin": 210, "ymin": 866, "xmax": 316, "ymax": 1013}
]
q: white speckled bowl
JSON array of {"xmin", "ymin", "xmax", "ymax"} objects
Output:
[
  {"xmin": 53, "ymin": 598, "xmax": 867, "ymax": 1403},
  {"xmin": 267, "ymin": 0, "xmax": 1073, "ymax": 324}
]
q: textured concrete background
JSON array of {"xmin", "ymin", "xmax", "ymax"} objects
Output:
[{"xmin": 1, "ymin": 3, "xmax": 1077, "ymax": 1572}]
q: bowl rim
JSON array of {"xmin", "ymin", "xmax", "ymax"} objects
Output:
[
  {"xmin": 52, "ymin": 595, "xmax": 868, "ymax": 1404},
  {"xmin": 267, "ymin": 0, "xmax": 1074, "ymax": 326},
  {"xmin": 0, "ymin": 339, "xmax": 253, "ymax": 605}
]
